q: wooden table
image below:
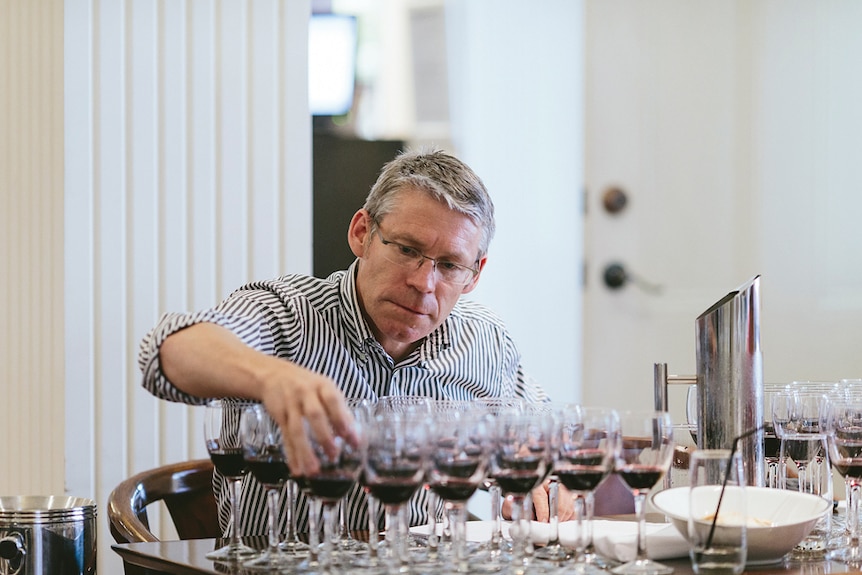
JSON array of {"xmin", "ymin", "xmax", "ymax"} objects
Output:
[{"xmin": 111, "ymin": 536, "xmax": 857, "ymax": 575}]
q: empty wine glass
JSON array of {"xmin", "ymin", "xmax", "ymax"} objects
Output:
[
  {"xmin": 762, "ymin": 383, "xmax": 789, "ymax": 488},
  {"xmin": 204, "ymin": 398, "xmax": 260, "ymax": 562},
  {"xmin": 239, "ymin": 403, "xmax": 293, "ymax": 570},
  {"xmin": 488, "ymin": 405, "xmax": 554, "ymax": 574},
  {"xmin": 611, "ymin": 410, "xmax": 674, "ymax": 575},
  {"xmin": 364, "ymin": 408, "xmax": 430, "ymax": 573},
  {"xmin": 555, "ymin": 404, "xmax": 619, "ymax": 572}
]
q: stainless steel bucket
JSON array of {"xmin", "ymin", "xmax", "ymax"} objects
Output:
[{"xmin": 0, "ymin": 496, "xmax": 96, "ymax": 575}]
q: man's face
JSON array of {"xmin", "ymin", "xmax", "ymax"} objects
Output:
[{"xmin": 347, "ymin": 188, "xmax": 487, "ymax": 361}]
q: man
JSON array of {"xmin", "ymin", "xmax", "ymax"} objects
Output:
[{"xmin": 139, "ymin": 148, "xmax": 568, "ymax": 535}]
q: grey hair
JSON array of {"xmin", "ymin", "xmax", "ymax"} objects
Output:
[{"xmin": 362, "ymin": 148, "xmax": 496, "ymax": 260}]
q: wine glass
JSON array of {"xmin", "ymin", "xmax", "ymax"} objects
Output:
[
  {"xmin": 376, "ymin": 395, "xmax": 436, "ymax": 556},
  {"xmin": 762, "ymin": 383, "xmax": 789, "ymax": 488},
  {"xmin": 488, "ymin": 405, "xmax": 554, "ymax": 574},
  {"xmin": 364, "ymin": 408, "xmax": 430, "ymax": 573},
  {"xmin": 426, "ymin": 404, "xmax": 492, "ymax": 573},
  {"xmin": 239, "ymin": 403, "xmax": 293, "ymax": 570},
  {"xmin": 296, "ymin": 407, "xmax": 365, "ymax": 574},
  {"xmin": 474, "ymin": 397, "xmax": 525, "ymax": 562},
  {"xmin": 203, "ymin": 398, "xmax": 260, "ymax": 562},
  {"xmin": 825, "ymin": 396, "xmax": 862, "ymax": 565},
  {"xmin": 555, "ymin": 404, "xmax": 619, "ymax": 572},
  {"xmin": 335, "ymin": 398, "xmax": 376, "ymax": 557},
  {"xmin": 611, "ymin": 410, "xmax": 674, "ymax": 575},
  {"xmin": 774, "ymin": 383, "xmax": 836, "ymax": 559}
]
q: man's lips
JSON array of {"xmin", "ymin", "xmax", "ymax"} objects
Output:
[{"xmin": 391, "ymin": 300, "xmax": 431, "ymax": 316}]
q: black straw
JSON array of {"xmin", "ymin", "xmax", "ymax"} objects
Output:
[{"xmin": 704, "ymin": 425, "xmax": 765, "ymax": 549}]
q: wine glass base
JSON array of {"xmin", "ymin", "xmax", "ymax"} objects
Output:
[
  {"xmin": 827, "ymin": 546, "xmax": 862, "ymax": 566},
  {"xmin": 241, "ymin": 549, "xmax": 297, "ymax": 571},
  {"xmin": 611, "ymin": 558, "xmax": 674, "ymax": 575},
  {"xmin": 279, "ymin": 538, "xmax": 311, "ymax": 555},
  {"xmin": 205, "ymin": 540, "xmax": 259, "ymax": 562},
  {"xmin": 532, "ymin": 543, "xmax": 572, "ymax": 563}
]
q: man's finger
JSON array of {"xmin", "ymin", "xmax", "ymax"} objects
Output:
[{"xmin": 532, "ymin": 486, "xmax": 550, "ymax": 522}]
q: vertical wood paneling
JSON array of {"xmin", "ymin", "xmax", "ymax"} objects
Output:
[
  {"xmin": 0, "ymin": 0, "xmax": 65, "ymax": 495},
  {"xmin": 61, "ymin": 1, "xmax": 313, "ymax": 571}
]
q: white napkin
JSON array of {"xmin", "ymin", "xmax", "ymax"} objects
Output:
[
  {"xmin": 530, "ymin": 520, "xmax": 689, "ymax": 562},
  {"xmin": 410, "ymin": 520, "xmax": 689, "ymax": 562}
]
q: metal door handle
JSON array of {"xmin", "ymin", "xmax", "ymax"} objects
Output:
[{"xmin": 602, "ymin": 262, "xmax": 663, "ymax": 294}]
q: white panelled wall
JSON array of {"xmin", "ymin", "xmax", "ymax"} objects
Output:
[{"xmin": 63, "ymin": 1, "xmax": 312, "ymax": 572}]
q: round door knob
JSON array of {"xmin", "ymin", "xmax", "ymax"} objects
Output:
[
  {"xmin": 603, "ymin": 263, "xmax": 628, "ymax": 289},
  {"xmin": 602, "ymin": 186, "xmax": 628, "ymax": 214}
]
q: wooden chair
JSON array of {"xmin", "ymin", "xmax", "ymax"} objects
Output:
[{"xmin": 107, "ymin": 459, "xmax": 221, "ymax": 574}]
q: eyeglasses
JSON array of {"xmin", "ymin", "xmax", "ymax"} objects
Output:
[{"xmin": 373, "ymin": 226, "xmax": 479, "ymax": 286}]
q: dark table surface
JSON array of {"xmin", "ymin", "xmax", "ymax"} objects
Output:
[{"xmin": 112, "ymin": 534, "xmax": 857, "ymax": 575}]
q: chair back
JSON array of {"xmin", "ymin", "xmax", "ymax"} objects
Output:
[{"xmin": 107, "ymin": 458, "xmax": 220, "ymax": 544}]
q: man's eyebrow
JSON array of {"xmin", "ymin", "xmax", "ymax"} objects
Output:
[{"xmin": 387, "ymin": 230, "xmax": 473, "ymax": 265}]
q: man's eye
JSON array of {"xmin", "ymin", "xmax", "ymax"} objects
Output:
[
  {"xmin": 397, "ymin": 244, "xmax": 420, "ymax": 258},
  {"xmin": 438, "ymin": 261, "xmax": 460, "ymax": 271}
]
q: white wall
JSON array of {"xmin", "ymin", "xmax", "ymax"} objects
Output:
[
  {"xmin": 446, "ymin": 0, "xmax": 585, "ymax": 404},
  {"xmin": 64, "ymin": 1, "xmax": 312, "ymax": 572}
]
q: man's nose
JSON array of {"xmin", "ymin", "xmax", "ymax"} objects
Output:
[{"xmin": 408, "ymin": 257, "xmax": 438, "ymax": 290}]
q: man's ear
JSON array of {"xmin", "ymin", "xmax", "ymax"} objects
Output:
[
  {"xmin": 460, "ymin": 256, "xmax": 487, "ymax": 295},
  {"xmin": 347, "ymin": 209, "xmax": 372, "ymax": 258}
]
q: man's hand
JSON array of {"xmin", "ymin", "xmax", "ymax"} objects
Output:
[
  {"xmin": 500, "ymin": 479, "xmax": 576, "ymax": 522},
  {"xmin": 160, "ymin": 323, "xmax": 357, "ymax": 477},
  {"xmin": 257, "ymin": 359, "xmax": 357, "ymax": 477}
]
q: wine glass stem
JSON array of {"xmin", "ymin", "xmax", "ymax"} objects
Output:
[
  {"xmin": 384, "ymin": 503, "xmax": 409, "ymax": 571},
  {"xmin": 322, "ymin": 501, "xmax": 339, "ymax": 571},
  {"xmin": 448, "ymin": 501, "xmax": 469, "ymax": 572},
  {"xmin": 583, "ymin": 490, "xmax": 596, "ymax": 556},
  {"xmin": 229, "ymin": 478, "xmax": 243, "ymax": 549},
  {"xmin": 848, "ymin": 479, "xmax": 861, "ymax": 547},
  {"xmin": 547, "ymin": 478, "xmax": 560, "ymax": 547},
  {"xmin": 490, "ymin": 484, "xmax": 503, "ymax": 553},
  {"xmin": 308, "ymin": 496, "xmax": 323, "ymax": 566},
  {"xmin": 367, "ymin": 493, "xmax": 380, "ymax": 560},
  {"xmin": 286, "ymin": 479, "xmax": 298, "ymax": 543},
  {"xmin": 509, "ymin": 494, "xmax": 530, "ymax": 569},
  {"xmin": 633, "ymin": 492, "xmax": 648, "ymax": 561},
  {"xmin": 265, "ymin": 487, "xmax": 279, "ymax": 554}
]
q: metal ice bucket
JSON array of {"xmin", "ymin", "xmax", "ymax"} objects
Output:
[
  {"xmin": 655, "ymin": 275, "xmax": 765, "ymax": 486},
  {"xmin": 0, "ymin": 496, "xmax": 96, "ymax": 575}
]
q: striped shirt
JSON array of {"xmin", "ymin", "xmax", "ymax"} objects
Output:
[{"xmin": 138, "ymin": 260, "xmax": 547, "ymax": 536}]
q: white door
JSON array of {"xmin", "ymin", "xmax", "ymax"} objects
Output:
[{"xmin": 583, "ymin": 0, "xmax": 862, "ymax": 423}]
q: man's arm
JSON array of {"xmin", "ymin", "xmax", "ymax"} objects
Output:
[{"xmin": 158, "ymin": 322, "xmax": 355, "ymax": 477}]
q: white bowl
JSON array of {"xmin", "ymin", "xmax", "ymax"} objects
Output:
[{"xmin": 649, "ymin": 486, "xmax": 831, "ymax": 564}]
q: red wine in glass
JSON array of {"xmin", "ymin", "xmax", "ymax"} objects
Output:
[
  {"xmin": 208, "ymin": 444, "xmax": 248, "ymax": 478},
  {"xmin": 616, "ymin": 464, "xmax": 665, "ymax": 491},
  {"xmin": 245, "ymin": 448, "xmax": 290, "ymax": 488}
]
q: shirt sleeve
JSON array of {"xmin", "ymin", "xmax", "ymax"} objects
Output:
[{"xmin": 137, "ymin": 285, "xmax": 295, "ymax": 404}]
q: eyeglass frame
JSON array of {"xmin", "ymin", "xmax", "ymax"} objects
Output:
[{"xmin": 370, "ymin": 219, "xmax": 480, "ymax": 286}]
